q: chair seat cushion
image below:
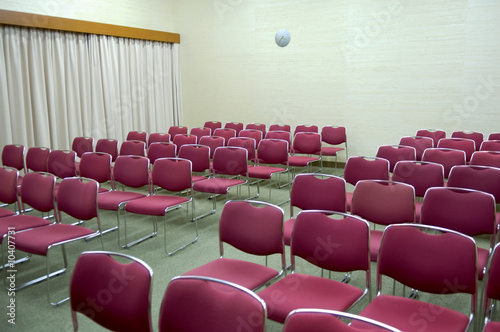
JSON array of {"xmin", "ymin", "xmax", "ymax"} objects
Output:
[
  {"xmin": 15, "ymin": 224, "xmax": 95, "ymax": 256},
  {"xmin": 354, "ymin": 294, "xmax": 470, "ymax": 332},
  {"xmin": 258, "ymin": 273, "xmax": 365, "ymax": 323},
  {"xmin": 248, "ymin": 166, "xmax": 286, "ymax": 179},
  {"xmin": 0, "ymin": 215, "xmax": 51, "ymax": 243},
  {"xmin": 125, "ymin": 195, "xmax": 190, "ymax": 216},
  {"xmin": 287, "ymin": 156, "xmax": 320, "ymax": 167},
  {"xmin": 0, "ymin": 208, "xmax": 16, "ymax": 218},
  {"xmin": 321, "ymin": 146, "xmax": 344, "ymax": 156},
  {"xmin": 484, "ymin": 320, "xmax": 500, "ymax": 332},
  {"xmin": 98, "ymin": 191, "xmax": 147, "ymax": 210},
  {"xmin": 182, "ymin": 258, "xmax": 280, "ymax": 291},
  {"xmin": 193, "ymin": 178, "xmax": 245, "ymax": 194}
]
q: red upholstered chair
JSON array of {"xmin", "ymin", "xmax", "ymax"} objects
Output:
[
  {"xmin": 13, "ymin": 177, "xmax": 103, "ymax": 305},
  {"xmin": 72, "ymin": 136, "xmax": 94, "ymax": 158},
  {"xmin": 172, "ymin": 134, "xmax": 197, "ymax": 153},
  {"xmin": 344, "ymin": 156, "xmax": 390, "ymax": 211},
  {"xmin": 482, "ymin": 243, "xmax": 500, "ymax": 332},
  {"xmin": 269, "ymin": 124, "xmax": 291, "ymax": 132},
  {"xmin": 192, "ymin": 147, "xmax": 250, "ymax": 220},
  {"xmin": 437, "ymin": 137, "xmax": 476, "ymax": 162},
  {"xmin": 294, "ymin": 124, "xmax": 319, "ymax": 135},
  {"xmin": 70, "ymin": 251, "xmax": 153, "ymax": 332},
  {"xmin": 224, "ymin": 121, "xmax": 244, "ymax": 136},
  {"xmin": 480, "ymin": 140, "xmax": 500, "ymax": 152},
  {"xmin": 199, "ymin": 135, "xmax": 225, "ymax": 159},
  {"xmin": 350, "ymin": 180, "xmax": 415, "ymax": 262},
  {"xmin": 288, "ymin": 132, "xmax": 322, "ymax": 175},
  {"xmin": 167, "ymin": 125, "xmax": 188, "ymax": 139},
  {"xmin": 258, "ymin": 210, "xmax": 371, "ymax": 324},
  {"xmin": 320, "ymin": 125, "xmax": 347, "ymax": 170},
  {"xmin": 147, "ymin": 142, "xmax": 176, "ymax": 165},
  {"xmin": 448, "ymin": 165, "xmax": 500, "ymax": 205},
  {"xmin": 245, "ymin": 122, "xmax": 266, "ymax": 138},
  {"xmin": 178, "ymin": 144, "xmax": 210, "ymax": 182},
  {"xmin": 0, "ymin": 166, "xmax": 21, "ymax": 217},
  {"xmin": 2, "ymin": 144, "xmax": 25, "ymax": 172},
  {"xmin": 95, "ymin": 138, "xmax": 119, "ymax": 162},
  {"xmin": 122, "ymin": 158, "xmax": 196, "ymax": 255},
  {"xmin": 79, "ymin": 152, "xmax": 112, "ymax": 193},
  {"xmin": 213, "ymin": 128, "xmax": 237, "ymax": 146},
  {"xmin": 354, "ymin": 224, "xmax": 477, "ymax": 332},
  {"xmin": 375, "ymin": 144, "xmax": 416, "ymax": 173},
  {"xmin": 119, "ymin": 140, "xmax": 146, "ymax": 157},
  {"xmin": 47, "ymin": 149, "xmax": 77, "ymax": 179},
  {"xmin": 421, "ymin": 147, "xmax": 466, "ymax": 178},
  {"xmin": 159, "ymin": 276, "xmax": 267, "ymax": 332},
  {"xmin": 182, "ymin": 200, "xmax": 286, "ymax": 291},
  {"xmin": 126, "ymin": 131, "xmax": 148, "ymax": 144},
  {"xmin": 283, "ymin": 173, "xmax": 346, "ymax": 246},
  {"xmin": 399, "ymin": 136, "xmax": 434, "ymax": 161},
  {"xmin": 415, "ymin": 128, "xmax": 446, "ymax": 148},
  {"xmin": 227, "ymin": 136, "xmax": 256, "ymax": 162},
  {"xmin": 452, "ymin": 130, "xmax": 483, "ymax": 151},
  {"xmin": 283, "ymin": 309, "xmax": 402, "ymax": 332},
  {"xmin": 420, "ymin": 186, "xmax": 496, "ymax": 279},
  {"xmin": 189, "ymin": 127, "xmax": 211, "ymax": 142},
  {"xmin": 238, "ymin": 129, "xmax": 262, "ymax": 148},
  {"xmin": 265, "ymin": 130, "xmax": 292, "ymax": 152},
  {"xmin": 470, "ymin": 151, "xmax": 500, "ymax": 168},
  {"xmin": 203, "ymin": 121, "xmax": 222, "ymax": 133},
  {"xmin": 488, "ymin": 132, "xmax": 500, "ymax": 140},
  {"xmin": 25, "ymin": 146, "xmax": 50, "ymax": 173},
  {"xmin": 147, "ymin": 132, "xmax": 170, "ymax": 147},
  {"xmin": 392, "ymin": 160, "xmax": 444, "ymax": 221}
]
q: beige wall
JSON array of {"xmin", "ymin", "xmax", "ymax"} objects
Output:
[{"xmin": 1, "ymin": 0, "xmax": 499, "ymax": 157}]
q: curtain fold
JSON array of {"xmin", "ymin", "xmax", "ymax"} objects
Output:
[{"xmin": 0, "ymin": 25, "xmax": 180, "ymax": 150}]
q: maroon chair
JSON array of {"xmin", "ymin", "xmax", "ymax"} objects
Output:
[
  {"xmin": 126, "ymin": 131, "xmax": 148, "ymax": 144},
  {"xmin": 167, "ymin": 125, "xmax": 188, "ymax": 139},
  {"xmin": 227, "ymin": 136, "xmax": 257, "ymax": 162},
  {"xmin": 265, "ymin": 130, "xmax": 292, "ymax": 152},
  {"xmin": 213, "ymin": 128, "xmax": 237, "ymax": 146},
  {"xmin": 258, "ymin": 210, "xmax": 371, "ymax": 324},
  {"xmin": 78, "ymin": 152, "xmax": 112, "ymax": 193},
  {"xmin": 320, "ymin": 126, "xmax": 347, "ymax": 170},
  {"xmin": 288, "ymin": 132, "xmax": 322, "ymax": 175},
  {"xmin": 25, "ymin": 146, "xmax": 50, "ymax": 172},
  {"xmin": 488, "ymin": 132, "xmax": 500, "ymax": 140},
  {"xmin": 189, "ymin": 127, "xmax": 211, "ymax": 142},
  {"xmin": 480, "ymin": 140, "xmax": 500, "ymax": 152},
  {"xmin": 0, "ymin": 166, "xmax": 21, "ymax": 217},
  {"xmin": 354, "ymin": 224, "xmax": 477, "ymax": 332},
  {"xmin": 47, "ymin": 149, "xmax": 77, "ymax": 179},
  {"xmin": 238, "ymin": 129, "xmax": 263, "ymax": 148},
  {"xmin": 269, "ymin": 124, "xmax": 291, "ymax": 132},
  {"xmin": 293, "ymin": 124, "xmax": 318, "ymax": 135},
  {"xmin": 147, "ymin": 132, "xmax": 170, "ymax": 147},
  {"xmin": 119, "ymin": 140, "xmax": 146, "ymax": 157},
  {"xmin": 95, "ymin": 138, "xmax": 119, "ymax": 162},
  {"xmin": 147, "ymin": 142, "xmax": 176, "ymax": 165},
  {"xmin": 399, "ymin": 136, "xmax": 434, "ymax": 161},
  {"xmin": 375, "ymin": 145, "xmax": 416, "ymax": 173},
  {"xmin": 70, "ymin": 251, "xmax": 153, "ymax": 332},
  {"xmin": 159, "ymin": 276, "xmax": 267, "ymax": 332},
  {"xmin": 470, "ymin": 151, "xmax": 500, "ymax": 168},
  {"xmin": 245, "ymin": 123, "xmax": 266, "ymax": 138},
  {"xmin": 415, "ymin": 129, "xmax": 446, "ymax": 148},
  {"xmin": 181, "ymin": 200, "xmax": 285, "ymax": 291},
  {"xmin": 178, "ymin": 144, "xmax": 210, "ymax": 182},
  {"xmin": 421, "ymin": 148, "xmax": 466, "ymax": 178},
  {"xmin": 203, "ymin": 121, "xmax": 222, "ymax": 133},
  {"xmin": 171, "ymin": 134, "xmax": 197, "ymax": 152},
  {"xmin": 72, "ymin": 136, "xmax": 94, "ymax": 158},
  {"xmin": 437, "ymin": 137, "xmax": 476, "ymax": 162},
  {"xmin": 2, "ymin": 144, "xmax": 25, "ymax": 172},
  {"xmin": 451, "ymin": 130, "xmax": 483, "ymax": 151},
  {"xmin": 224, "ymin": 121, "xmax": 244, "ymax": 136},
  {"xmin": 199, "ymin": 135, "xmax": 225, "ymax": 159}
]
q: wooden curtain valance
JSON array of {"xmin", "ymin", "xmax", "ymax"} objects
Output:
[{"xmin": 0, "ymin": 9, "xmax": 180, "ymax": 43}]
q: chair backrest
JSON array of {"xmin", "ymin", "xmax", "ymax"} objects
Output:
[
  {"xmin": 448, "ymin": 165, "xmax": 500, "ymax": 203},
  {"xmin": 283, "ymin": 309, "xmax": 402, "ymax": 332},
  {"xmin": 199, "ymin": 135, "xmax": 225, "ymax": 159},
  {"xmin": 421, "ymin": 148, "xmax": 466, "ymax": 178},
  {"xmin": 321, "ymin": 126, "xmax": 346, "ymax": 146},
  {"xmin": 480, "ymin": 140, "xmax": 500, "ymax": 152},
  {"xmin": 70, "ymin": 251, "xmax": 153, "ymax": 332},
  {"xmin": 126, "ymin": 131, "xmax": 148, "ymax": 143},
  {"xmin": 47, "ymin": 149, "xmax": 77, "ymax": 179},
  {"xmin": 294, "ymin": 124, "xmax": 319, "ymax": 135},
  {"xmin": 290, "ymin": 173, "xmax": 346, "ymax": 215},
  {"xmin": 212, "ymin": 146, "xmax": 248, "ymax": 176},
  {"xmin": 451, "ymin": 130, "xmax": 483, "ymax": 151},
  {"xmin": 398, "ymin": 136, "xmax": 434, "ymax": 161},
  {"xmin": 2, "ymin": 144, "xmax": 25, "ymax": 171},
  {"xmin": 0, "ymin": 166, "xmax": 20, "ymax": 207},
  {"xmin": 245, "ymin": 123, "xmax": 266, "ymax": 138},
  {"xmin": 420, "ymin": 187, "xmax": 496, "ymax": 237},
  {"xmin": 79, "ymin": 152, "xmax": 112, "ymax": 184},
  {"xmin": 290, "ymin": 210, "xmax": 370, "ymax": 277},
  {"xmin": 72, "ymin": 137, "xmax": 94, "ymax": 158},
  {"xmin": 189, "ymin": 127, "xmax": 211, "ymax": 142},
  {"xmin": 415, "ymin": 129, "xmax": 446, "ymax": 148},
  {"xmin": 470, "ymin": 151, "xmax": 500, "ymax": 168},
  {"xmin": 167, "ymin": 126, "xmax": 188, "ymax": 138},
  {"xmin": 172, "ymin": 134, "xmax": 197, "ymax": 151},
  {"xmin": 219, "ymin": 200, "xmax": 285, "ymax": 258},
  {"xmin": 376, "ymin": 224, "xmax": 477, "ymax": 299},
  {"xmin": 344, "ymin": 156, "xmax": 389, "ymax": 186},
  {"xmin": 392, "ymin": 160, "xmax": 444, "ymax": 198},
  {"xmin": 292, "ymin": 132, "xmax": 321, "ymax": 155},
  {"xmin": 203, "ymin": 121, "xmax": 222, "ymax": 133},
  {"xmin": 483, "ymin": 243, "xmax": 500, "ymax": 326},
  {"xmin": 375, "ymin": 145, "xmax": 416, "ymax": 172},
  {"xmin": 57, "ymin": 177, "xmax": 99, "ymax": 222},
  {"xmin": 113, "ymin": 156, "xmax": 151, "ymax": 190},
  {"xmin": 256, "ymin": 139, "xmax": 289, "ymax": 165},
  {"xmin": 178, "ymin": 144, "xmax": 210, "ymax": 173},
  {"xmin": 26, "ymin": 146, "xmax": 50, "ymax": 172},
  {"xmin": 95, "ymin": 139, "xmax": 119, "ymax": 162},
  {"xmin": 119, "ymin": 140, "xmax": 146, "ymax": 157},
  {"xmin": 213, "ymin": 128, "xmax": 237, "ymax": 145},
  {"xmin": 437, "ymin": 137, "xmax": 476, "ymax": 162},
  {"xmin": 152, "ymin": 158, "xmax": 192, "ymax": 193},
  {"xmin": 269, "ymin": 124, "xmax": 291, "ymax": 132},
  {"xmin": 488, "ymin": 132, "xmax": 500, "ymax": 140},
  {"xmin": 265, "ymin": 130, "xmax": 292, "ymax": 147},
  {"xmin": 351, "ymin": 180, "xmax": 415, "ymax": 226},
  {"xmin": 147, "ymin": 142, "xmax": 177, "ymax": 165},
  {"xmin": 20, "ymin": 172, "xmax": 56, "ymax": 213},
  {"xmin": 238, "ymin": 129, "xmax": 262, "ymax": 147},
  {"xmin": 227, "ymin": 137, "xmax": 256, "ymax": 161},
  {"xmin": 159, "ymin": 275, "xmax": 267, "ymax": 332},
  {"xmin": 224, "ymin": 122, "xmax": 244, "ymax": 136},
  {"xmin": 147, "ymin": 132, "xmax": 170, "ymax": 147}
]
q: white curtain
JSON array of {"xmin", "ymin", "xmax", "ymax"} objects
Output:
[{"xmin": 0, "ymin": 25, "xmax": 181, "ymax": 150}]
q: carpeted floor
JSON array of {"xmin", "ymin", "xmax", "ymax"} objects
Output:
[{"xmin": 0, "ymin": 166, "xmax": 489, "ymax": 331}]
